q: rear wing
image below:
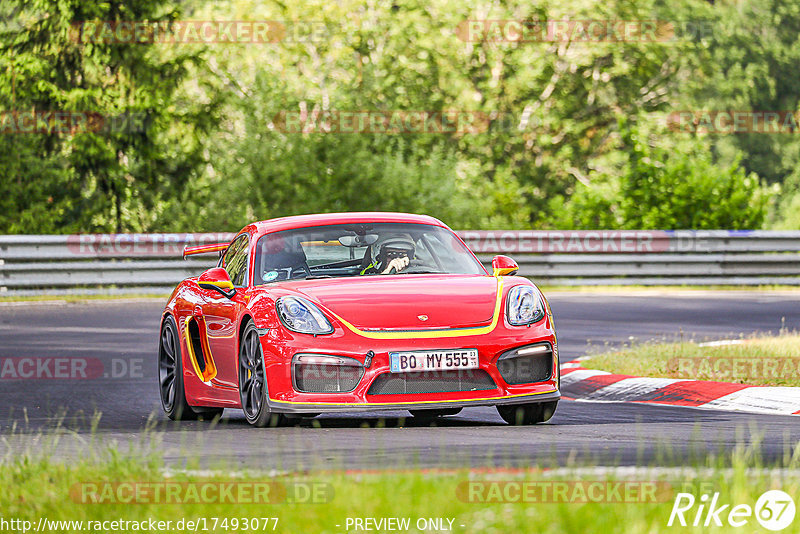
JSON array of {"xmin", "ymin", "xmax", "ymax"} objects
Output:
[{"xmin": 183, "ymin": 242, "xmax": 229, "ymax": 259}]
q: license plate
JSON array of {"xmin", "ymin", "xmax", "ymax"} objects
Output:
[{"xmin": 389, "ymin": 349, "xmax": 479, "ymax": 373}]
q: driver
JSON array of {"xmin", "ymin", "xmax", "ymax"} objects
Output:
[{"xmin": 360, "ymin": 234, "xmax": 416, "ymax": 275}]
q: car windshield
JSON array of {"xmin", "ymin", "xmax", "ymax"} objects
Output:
[{"xmin": 253, "ymin": 223, "xmax": 485, "ymax": 284}]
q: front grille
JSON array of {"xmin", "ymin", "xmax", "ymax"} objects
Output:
[
  {"xmin": 367, "ymin": 369, "xmax": 497, "ymax": 395},
  {"xmin": 294, "ymin": 363, "xmax": 364, "ymax": 393},
  {"xmin": 497, "ymin": 346, "xmax": 553, "ymax": 385}
]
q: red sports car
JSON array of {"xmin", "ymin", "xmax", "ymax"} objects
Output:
[{"xmin": 158, "ymin": 212, "xmax": 560, "ymax": 426}]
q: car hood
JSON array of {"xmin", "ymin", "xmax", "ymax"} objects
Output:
[{"xmin": 286, "ymin": 275, "xmax": 499, "ymax": 330}]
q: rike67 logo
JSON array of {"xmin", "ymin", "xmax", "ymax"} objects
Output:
[{"xmin": 668, "ymin": 490, "xmax": 795, "ymax": 531}]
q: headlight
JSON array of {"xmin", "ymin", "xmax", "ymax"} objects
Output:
[
  {"xmin": 506, "ymin": 286, "xmax": 545, "ymax": 326},
  {"xmin": 276, "ymin": 297, "xmax": 334, "ymax": 335}
]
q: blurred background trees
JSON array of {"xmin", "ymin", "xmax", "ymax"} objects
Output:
[{"xmin": 0, "ymin": 0, "xmax": 797, "ymax": 232}]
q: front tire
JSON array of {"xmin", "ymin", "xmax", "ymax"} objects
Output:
[
  {"xmin": 239, "ymin": 321, "xmax": 284, "ymax": 427},
  {"xmin": 497, "ymin": 401, "xmax": 558, "ymax": 425}
]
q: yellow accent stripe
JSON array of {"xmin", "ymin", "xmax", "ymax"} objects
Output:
[
  {"xmin": 184, "ymin": 319, "xmax": 204, "ymax": 380},
  {"xmin": 183, "ymin": 317, "xmax": 218, "ymax": 383},
  {"xmin": 200, "ymin": 280, "xmax": 234, "ymax": 289},
  {"xmin": 329, "ymin": 279, "xmax": 504, "ymax": 340},
  {"xmin": 198, "ymin": 317, "xmax": 218, "ymax": 381},
  {"xmin": 493, "ymin": 267, "xmax": 517, "ymax": 276},
  {"xmin": 268, "ymin": 388, "xmax": 557, "ymax": 406}
]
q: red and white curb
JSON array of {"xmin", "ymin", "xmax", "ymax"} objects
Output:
[{"xmin": 560, "ymin": 360, "xmax": 800, "ymax": 416}]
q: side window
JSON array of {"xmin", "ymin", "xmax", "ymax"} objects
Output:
[{"xmin": 222, "ymin": 235, "xmax": 250, "ymax": 287}]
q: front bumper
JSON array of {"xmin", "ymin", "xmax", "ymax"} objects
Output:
[
  {"xmin": 260, "ymin": 318, "xmax": 560, "ymax": 414},
  {"xmin": 268, "ymin": 390, "xmax": 560, "ymax": 414}
]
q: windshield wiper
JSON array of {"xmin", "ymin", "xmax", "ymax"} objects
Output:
[{"xmin": 304, "ymin": 275, "xmax": 335, "ymax": 280}]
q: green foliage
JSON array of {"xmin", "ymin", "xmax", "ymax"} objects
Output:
[
  {"xmin": 0, "ymin": 0, "xmax": 798, "ymax": 232},
  {"xmin": 552, "ymin": 119, "xmax": 768, "ymax": 229},
  {"xmin": 773, "ymin": 193, "xmax": 800, "ymax": 229},
  {"xmin": 686, "ymin": 0, "xmax": 800, "ymax": 185},
  {"xmin": 617, "ymin": 122, "xmax": 767, "ymax": 229},
  {"xmin": 0, "ymin": 134, "xmax": 77, "ymax": 233},
  {"xmin": 769, "ymin": 172, "xmax": 800, "ymax": 229},
  {"xmin": 548, "ymin": 180, "xmax": 621, "ymax": 230},
  {"xmin": 0, "ymin": 0, "xmax": 222, "ymax": 232},
  {"xmin": 157, "ymin": 134, "xmax": 496, "ymax": 232}
]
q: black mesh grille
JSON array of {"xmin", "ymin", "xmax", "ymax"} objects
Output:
[
  {"xmin": 497, "ymin": 349, "xmax": 553, "ymax": 385},
  {"xmin": 294, "ymin": 364, "xmax": 364, "ymax": 393},
  {"xmin": 187, "ymin": 320, "xmax": 205, "ymax": 373},
  {"xmin": 367, "ymin": 369, "xmax": 497, "ymax": 395}
]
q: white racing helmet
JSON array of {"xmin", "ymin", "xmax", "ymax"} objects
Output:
[{"xmin": 372, "ymin": 233, "xmax": 416, "ymax": 264}]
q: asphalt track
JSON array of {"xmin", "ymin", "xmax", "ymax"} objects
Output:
[{"xmin": 1, "ymin": 290, "xmax": 799, "ymax": 469}]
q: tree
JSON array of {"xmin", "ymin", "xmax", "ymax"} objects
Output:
[
  {"xmin": 0, "ymin": 0, "xmax": 222, "ymax": 232},
  {"xmin": 552, "ymin": 118, "xmax": 768, "ymax": 229},
  {"xmin": 686, "ymin": 0, "xmax": 800, "ymax": 185}
]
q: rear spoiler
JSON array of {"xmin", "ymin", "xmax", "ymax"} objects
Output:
[{"xmin": 183, "ymin": 242, "xmax": 229, "ymax": 259}]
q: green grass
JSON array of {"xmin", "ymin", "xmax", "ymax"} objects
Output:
[
  {"xmin": 583, "ymin": 334, "xmax": 800, "ymax": 386},
  {"xmin": 3, "ymin": 440, "xmax": 800, "ymax": 534}
]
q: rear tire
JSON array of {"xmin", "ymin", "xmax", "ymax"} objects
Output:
[
  {"xmin": 409, "ymin": 408, "xmax": 462, "ymax": 420},
  {"xmin": 497, "ymin": 401, "xmax": 558, "ymax": 425},
  {"xmin": 239, "ymin": 321, "xmax": 285, "ymax": 427}
]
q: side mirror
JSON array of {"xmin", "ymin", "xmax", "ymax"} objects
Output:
[
  {"xmin": 491, "ymin": 255, "xmax": 519, "ymax": 277},
  {"xmin": 198, "ymin": 268, "xmax": 237, "ymax": 299}
]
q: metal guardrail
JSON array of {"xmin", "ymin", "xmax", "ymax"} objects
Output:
[{"xmin": 1, "ymin": 230, "xmax": 799, "ymax": 294}]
